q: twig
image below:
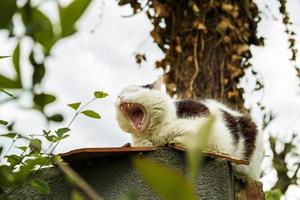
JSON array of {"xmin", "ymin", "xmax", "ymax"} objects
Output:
[
  {"xmin": 4, "ymin": 97, "xmax": 99, "ymax": 197},
  {"xmin": 54, "ymin": 157, "xmax": 104, "ymax": 200},
  {"xmin": 67, "ymin": 97, "xmax": 97, "ymax": 128},
  {"xmin": 121, "ymin": 0, "xmax": 150, "ymax": 18},
  {"xmin": 188, "ymin": 32, "xmax": 200, "ymax": 98},
  {"xmin": 172, "ymin": 144, "xmax": 249, "ymax": 165},
  {"xmin": 0, "ymin": 89, "xmax": 14, "ymax": 98},
  {"xmin": 1, "ymin": 139, "xmax": 17, "ymax": 160}
]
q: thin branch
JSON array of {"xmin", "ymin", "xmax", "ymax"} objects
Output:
[
  {"xmin": 1, "ymin": 89, "xmax": 14, "ymax": 98},
  {"xmin": 1, "ymin": 139, "xmax": 17, "ymax": 160},
  {"xmin": 67, "ymin": 97, "xmax": 96, "ymax": 128},
  {"xmin": 54, "ymin": 157, "xmax": 104, "ymax": 200},
  {"xmin": 121, "ymin": 0, "xmax": 150, "ymax": 18},
  {"xmin": 4, "ymin": 97, "xmax": 100, "ymax": 197},
  {"xmin": 171, "ymin": 144, "xmax": 249, "ymax": 165},
  {"xmin": 188, "ymin": 32, "xmax": 200, "ymax": 98}
]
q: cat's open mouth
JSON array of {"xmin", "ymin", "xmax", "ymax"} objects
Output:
[{"xmin": 120, "ymin": 103, "xmax": 147, "ymax": 132}]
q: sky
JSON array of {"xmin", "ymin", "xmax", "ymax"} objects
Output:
[{"xmin": 1, "ymin": 0, "xmax": 300, "ymax": 198}]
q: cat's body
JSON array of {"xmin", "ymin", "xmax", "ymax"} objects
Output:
[{"xmin": 116, "ymin": 82, "xmax": 264, "ymax": 179}]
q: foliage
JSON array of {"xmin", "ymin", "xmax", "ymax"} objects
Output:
[
  {"xmin": 0, "ymin": 91, "xmax": 107, "ymax": 199},
  {"xmin": 0, "ymin": 0, "xmax": 92, "ymax": 121},
  {"xmin": 119, "ymin": 0, "xmax": 263, "ymax": 110},
  {"xmin": 118, "ymin": 0, "xmax": 300, "ymax": 196},
  {"xmin": 134, "ymin": 158, "xmax": 198, "ymax": 200},
  {"xmin": 269, "ymin": 135, "xmax": 300, "ymax": 193},
  {"xmin": 265, "ymin": 189, "xmax": 282, "ymax": 200},
  {"xmin": 266, "ymin": 1, "xmax": 300, "ymax": 194},
  {"xmin": 0, "ymin": 0, "xmax": 299, "ymax": 198},
  {"xmin": 54, "ymin": 156, "xmax": 103, "ymax": 200},
  {"xmin": 30, "ymin": 179, "xmax": 50, "ymax": 195},
  {"xmin": 134, "ymin": 116, "xmax": 215, "ymax": 200},
  {"xmin": 120, "ymin": 190, "xmax": 138, "ymax": 200},
  {"xmin": 187, "ymin": 116, "xmax": 215, "ymax": 182},
  {"xmin": 278, "ymin": 0, "xmax": 299, "ymax": 80},
  {"xmin": 0, "ymin": 1, "xmax": 110, "ymax": 198}
]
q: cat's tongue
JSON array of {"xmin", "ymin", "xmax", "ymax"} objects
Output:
[
  {"xmin": 131, "ymin": 115, "xmax": 143, "ymax": 130},
  {"xmin": 120, "ymin": 103, "xmax": 145, "ymax": 131}
]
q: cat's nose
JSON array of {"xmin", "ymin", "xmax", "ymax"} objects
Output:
[{"xmin": 119, "ymin": 96, "xmax": 125, "ymax": 101}]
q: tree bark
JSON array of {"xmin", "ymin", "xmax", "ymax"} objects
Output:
[
  {"xmin": 118, "ymin": 0, "xmax": 261, "ymax": 109},
  {"xmin": 145, "ymin": 0, "xmax": 262, "ymax": 111}
]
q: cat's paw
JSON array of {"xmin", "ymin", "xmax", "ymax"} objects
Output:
[
  {"xmin": 134, "ymin": 140, "xmax": 153, "ymax": 147},
  {"xmin": 169, "ymin": 136, "xmax": 189, "ymax": 147}
]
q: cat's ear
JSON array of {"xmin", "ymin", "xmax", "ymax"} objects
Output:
[{"xmin": 151, "ymin": 77, "xmax": 162, "ymax": 90}]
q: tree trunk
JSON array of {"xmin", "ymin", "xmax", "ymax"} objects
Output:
[
  {"xmin": 118, "ymin": 0, "xmax": 262, "ymax": 109},
  {"xmin": 145, "ymin": 0, "xmax": 262, "ymax": 112}
]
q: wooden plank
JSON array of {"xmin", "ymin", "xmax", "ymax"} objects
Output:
[
  {"xmin": 59, "ymin": 147, "xmax": 155, "ymax": 162},
  {"xmin": 59, "ymin": 145, "xmax": 249, "ymax": 165},
  {"xmin": 171, "ymin": 144, "xmax": 249, "ymax": 165}
]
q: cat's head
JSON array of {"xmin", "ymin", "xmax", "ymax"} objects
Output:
[{"xmin": 116, "ymin": 79, "xmax": 175, "ymax": 136}]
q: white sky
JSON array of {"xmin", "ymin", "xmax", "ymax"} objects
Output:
[{"xmin": 1, "ymin": 0, "xmax": 300, "ymax": 198}]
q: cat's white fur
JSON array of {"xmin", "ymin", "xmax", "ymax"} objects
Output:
[{"xmin": 116, "ymin": 85, "xmax": 264, "ymax": 179}]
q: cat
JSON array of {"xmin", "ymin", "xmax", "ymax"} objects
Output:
[{"xmin": 115, "ymin": 80, "xmax": 264, "ymax": 180}]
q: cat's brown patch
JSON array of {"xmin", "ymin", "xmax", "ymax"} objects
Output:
[
  {"xmin": 141, "ymin": 83, "xmax": 155, "ymax": 89},
  {"xmin": 222, "ymin": 111, "xmax": 240, "ymax": 146},
  {"xmin": 239, "ymin": 116, "xmax": 258, "ymax": 158},
  {"xmin": 222, "ymin": 110, "xmax": 258, "ymax": 158},
  {"xmin": 175, "ymin": 100, "xmax": 210, "ymax": 118}
]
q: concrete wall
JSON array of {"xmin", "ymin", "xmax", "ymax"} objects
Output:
[{"xmin": 9, "ymin": 147, "xmax": 235, "ymax": 200}]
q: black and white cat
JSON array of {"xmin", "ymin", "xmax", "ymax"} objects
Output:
[{"xmin": 115, "ymin": 80, "xmax": 264, "ymax": 179}]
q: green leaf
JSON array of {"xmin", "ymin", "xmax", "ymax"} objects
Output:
[
  {"xmin": 94, "ymin": 91, "xmax": 108, "ymax": 98},
  {"xmin": 0, "ymin": 74, "xmax": 20, "ymax": 89},
  {"xmin": 45, "ymin": 135, "xmax": 59, "ymax": 142},
  {"xmin": 67, "ymin": 102, "xmax": 81, "ymax": 111},
  {"xmin": 0, "ymin": 120, "xmax": 8, "ymax": 126},
  {"xmin": 0, "ymin": 165, "xmax": 15, "ymax": 187},
  {"xmin": 48, "ymin": 114, "xmax": 64, "ymax": 122},
  {"xmin": 43, "ymin": 130, "xmax": 51, "ymax": 135},
  {"xmin": 72, "ymin": 190, "xmax": 84, "ymax": 200},
  {"xmin": 0, "ymin": 147, "xmax": 3, "ymax": 156},
  {"xmin": 120, "ymin": 190, "xmax": 138, "ymax": 200},
  {"xmin": 33, "ymin": 93, "xmax": 56, "ymax": 111},
  {"xmin": 0, "ymin": 133, "xmax": 17, "ymax": 139},
  {"xmin": 134, "ymin": 158, "xmax": 197, "ymax": 200},
  {"xmin": 0, "ymin": 56, "xmax": 10, "ymax": 59},
  {"xmin": 13, "ymin": 42, "xmax": 21, "ymax": 86},
  {"xmin": 25, "ymin": 155, "xmax": 52, "ymax": 167},
  {"xmin": 29, "ymin": 139, "xmax": 42, "ymax": 153},
  {"xmin": 16, "ymin": 146, "xmax": 27, "ymax": 152},
  {"xmin": 21, "ymin": 6, "xmax": 55, "ymax": 52},
  {"xmin": 7, "ymin": 122, "xmax": 15, "ymax": 131},
  {"xmin": 31, "ymin": 179, "xmax": 50, "ymax": 195},
  {"xmin": 29, "ymin": 51, "xmax": 46, "ymax": 86},
  {"xmin": 32, "ymin": 63, "xmax": 46, "ymax": 86},
  {"xmin": 0, "ymin": 0, "xmax": 17, "ymax": 29},
  {"xmin": 265, "ymin": 189, "xmax": 282, "ymax": 200},
  {"xmin": 6, "ymin": 155, "xmax": 23, "ymax": 167},
  {"xmin": 59, "ymin": 0, "xmax": 91, "ymax": 37},
  {"xmin": 187, "ymin": 115, "xmax": 215, "ymax": 181},
  {"xmin": 55, "ymin": 127, "xmax": 70, "ymax": 137},
  {"xmin": 62, "ymin": 134, "xmax": 70, "ymax": 139},
  {"xmin": 81, "ymin": 110, "xmax": 101, "ymax": 119}
]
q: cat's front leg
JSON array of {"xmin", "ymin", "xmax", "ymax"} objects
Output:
[
  {"xmin": 165, "ymin": 120, "xmax": 198, "ymax": 147},
  {"xmin": 168, "ymin": 134, "xmax": 192, "ymax": 147},
  {"xmin": 132, "ymin": 136, "xmax": 153, "ymax": 147}
]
